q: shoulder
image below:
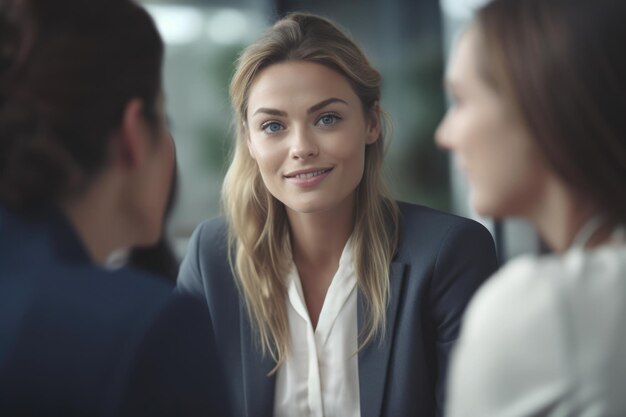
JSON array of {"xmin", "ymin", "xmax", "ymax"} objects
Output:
[
  {"xmin": 459, "ymin": 248, "xmax": 626, "ymax": 352},
  {"xmin": 395, "ymin": 201, "xmax": 496, "ymax": 263},
  {"xmin": 193, "ymin": 216, "xmax": 229, "ymax": 241},
  {"xmin": 397, "ymin": 201, "xmax": 491, "ymax": 237},
  {"xmin": 449, "ymin": 249, "xmax": 626, "ymax": 416},
  {"xmin": 464, "ymin": 255, "xmax": 562, "ymax": 328},
  {"xmin": 177, "ymin": 216, "xmax": 236, "ymax": 299},
  {"xmin": 453, "ymin": 255, "xmax": 566, "ymax": 373},
  {"xmin": 178, "ymin": 216, "xmax": 230, "ymax": 281},
  {"xmin": 186, "ymin": 216, "xmax": 229, "ymax": 262},
  {"xmin": 41, "ymin": 265, "xmax": 182, "ymax": 334},
  {"xmin": 3, "ymin": 257, "xmax": 176, "ymax": 321},
  {"xmin": 0, "ymin": 205, "xmax": 188, "ymax": 335},
  {"xmin": 90, "ymin": 266, "xmax": 212, "ymax": 350},
  {"xmin": 446, "ymin": 255, "xmax": 568, "ymax": 416},
  {"xmin": 466, "ymin": 253, "xmax": 575, "ymax": 323},
  {"xmin": 61, "ymin": 264, "xmax": 208, "ymax": 345},
  {"xmin": 0, "ymin": 261, "xmax": 210, "ymax": 406},
  {"xmin": 98, "ymin": 268, "xmax": 210, "ymax": 349},
  {"xmin": 83, "ymin": 269, "xmax": 224, "ymax": 416},
  {"xmin": 120, "ymin": 295, "xmax": 227, "ymax": 417}
]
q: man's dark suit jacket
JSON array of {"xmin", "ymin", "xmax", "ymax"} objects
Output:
[
  {"xmin": 177, "ymin": 201, "xmax": 499, "ymax": 417},
  {"xmin": 0, "ymin": 206, "xmax": 229, "ymax": 416}
]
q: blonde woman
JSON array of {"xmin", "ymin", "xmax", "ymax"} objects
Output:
[{"xmin": 178, "ymin": 12, "xmax": 497, "ymax": 417}]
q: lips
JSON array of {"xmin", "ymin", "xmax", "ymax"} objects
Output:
[
  {"xmin": 283, "ymin": 167, "xmax": 334, "ymax": 188},
  {"xmin": 284, "ymin": 167, "xmax": 333, "ymax": 179}
]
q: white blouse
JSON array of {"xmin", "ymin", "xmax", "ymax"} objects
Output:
[
  {"xmin": 447, "ymin": 223, "xmax": 626, "ymax": 417},
  {"xmin": 273, "ymin": 239, "xmax": 360, "ymax": 417}
]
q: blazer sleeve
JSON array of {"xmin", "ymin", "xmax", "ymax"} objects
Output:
[{"xmin": 429, "ymin": 219, "xmax": 499, "ymax": 416}]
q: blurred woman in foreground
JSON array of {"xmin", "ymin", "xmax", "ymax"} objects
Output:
[
  {"xmin": 437, "ymin": 0, "xmax": 626, "ymax": 415},
  {"xmin": 0, "ymin": 0, "xmax": 227, "ymax": 415}
]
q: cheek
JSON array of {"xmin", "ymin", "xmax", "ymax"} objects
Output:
[
  {"xmin": 328, "ymin": 127, "xmax": 368, "ymax": 160},
  {"xmin": 472, "ymin": 168, "xmax": 537, "ymax": 217},
  {"xmin": 337, "ymin": 141, "xmax": 367, "ymax": 192},
  {"xmin": 249, "ymin": 141, "xmax": 281, "ymax": 169},
  {"xmin": 159, "ymin": 139, "xmax": 175, "ymax": 200},
  {"xmin": 328, "ymin": 134, "xmax": 366, "ymax": 179},
  {"xmin": 139, "ymin": 139, "xmax": 175, "ymax": 244},
  {"xmin": 248, "ymin": 141, "xmax": 286, "ymax": 196},
  {"xmin": 248, "ymin": 127, "xmax": 284, "ymax": 152},
  {"xmin": 470, "ymin": 132, "xmax": 543, "ymax": 216},
  {"xmin": 461, "ymin": 107, "xmax": 514, "ymax": 172}
]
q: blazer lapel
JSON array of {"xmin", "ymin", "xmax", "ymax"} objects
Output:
[
  {"xmin": 240, "ymin": 305, "xmax": 276, "ymax": 417},
  {"xmin": 358, "ymin": 261, "xmax": 407, "ymax": 417}
]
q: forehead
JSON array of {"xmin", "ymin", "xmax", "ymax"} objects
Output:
[
  {"xmin": 446, "ymin": 28, "xmax": 481, "ymax": 89},
  {"xmin": 247, "ymin": 61, "xmax": 359, "ymax": 113}
]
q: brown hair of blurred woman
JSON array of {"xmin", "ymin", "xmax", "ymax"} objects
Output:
[
  {"xmin": 0, "ymin": 0, "xmax": 163, "ymax": 210},
  {"xmin": 475, "ymin": 0, "xmax": 626, "ymax": 227}
]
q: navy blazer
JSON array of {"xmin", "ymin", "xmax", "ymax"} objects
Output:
[
  {"xmin": 177, "ymin": 202, "xmax": 498, "ymax": 417},
  {"xmin": 0, "ymin": 206, "xmax": 229, "ymax": 417}
]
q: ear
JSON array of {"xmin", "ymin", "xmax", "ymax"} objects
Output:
[
  {"xmin": 365, "ymin": 101, "xmax": 381, "ymax": 144},
  {"xmin": 115, "ymin": 98, "xmax": 149, "ymax": 169}
]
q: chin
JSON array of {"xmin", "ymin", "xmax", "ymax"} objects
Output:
[
  {"xmin": 285, "ymin": 202, "xmax": 324, "ymax": 214},
  {"xmin": 282, "ymin": 197, "xmax": 335, "ymax": 215},
  {"xmin": 279, "ymin": 190, "xmax": 355, "ymax": 216}
]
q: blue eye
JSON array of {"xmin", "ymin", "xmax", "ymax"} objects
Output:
[
  {"xmin": 262, "ymin": 122, "xmax": 284, "ymax": 134},
  {"xmin": 317, "ymin": 113, "xmax": 340, "ymax": 126}
]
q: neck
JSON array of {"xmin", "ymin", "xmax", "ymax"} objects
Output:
[
  {"xmin": 61, "ymin": 176, "xmax": 135, "ymax": 265},
  {"xmin": 287, "ymin": 196, "xmax": 355, "ymax": 268},
  {"xmin": 526, "ymin": 178, "xmax": 602, "ymax": 253}
]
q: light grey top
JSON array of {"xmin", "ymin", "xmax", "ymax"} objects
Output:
[{"xmin": 447, "ymin": 224, "xmax": 626, "ymax": 417}]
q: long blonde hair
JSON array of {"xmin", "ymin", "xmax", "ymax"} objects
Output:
[{"xmin": 223, "ymin": 12, "xmax": 399, "ymax": 368}]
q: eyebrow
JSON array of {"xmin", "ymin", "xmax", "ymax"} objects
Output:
[
  {"xmin": 307, "ymin": 97, "xmax": 348, "ymax": 114},
  {"xmin": 251, "ymin": 97, "xmax": 349, "ymax": 118},
  {"xmin": 252, "ymin": 108, "xmax": 287, "ymax": 117}
]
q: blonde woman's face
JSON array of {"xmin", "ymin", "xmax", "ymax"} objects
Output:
[
  {"xmin": 246, "ymin": 61, "xmax": 379, "ymax": 215},
  {"xmin": 436, "ymin": 28, "xmax": 548, "ymax": 218}
]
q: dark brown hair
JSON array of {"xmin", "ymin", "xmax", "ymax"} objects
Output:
[
  {"xmin": 477, "ymin": 0, "xmax": 626, "ymax": 224},
  {"xmin": 0, "ymin": 0, "xmax": 163, "ymax": 210}
]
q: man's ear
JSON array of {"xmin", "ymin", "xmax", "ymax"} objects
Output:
[
  {"xmin": 115, "ymin": 98, "xmax": 148, "ymax": 169},
  {"xmin": 365, "ymin": 101, "xmax": 381, "ymax": 145}
]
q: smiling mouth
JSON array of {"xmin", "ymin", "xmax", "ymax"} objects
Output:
[{"xmin": 285, "ymin": 168, "xmax": 333, "ymax": 179}]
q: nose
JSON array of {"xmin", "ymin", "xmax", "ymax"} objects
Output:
[{"xmin": 289, "ymin": 127, "xmax": 318, "ymax": 160}]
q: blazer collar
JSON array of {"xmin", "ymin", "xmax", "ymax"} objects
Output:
[{"xmin": 358, "ymin": 261, "xmax": 407, "ymax": 417}]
